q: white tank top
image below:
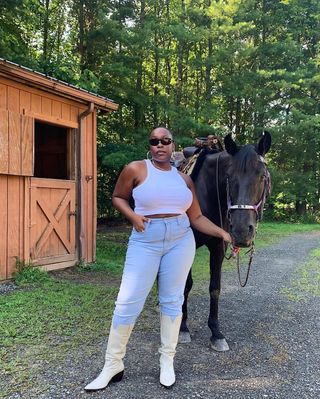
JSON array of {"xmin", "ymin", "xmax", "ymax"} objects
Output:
[{"xmin": 132, "ymin": 160, "xmax": 193, "ymax": 215}]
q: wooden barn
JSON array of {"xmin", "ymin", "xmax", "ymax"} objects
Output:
[{"xmin": 0, "ymin": 59, "xmax": 118, "ymax": 280}]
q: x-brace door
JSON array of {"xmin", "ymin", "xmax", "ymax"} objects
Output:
[{"xmin": 30, "ymin": 178, "xmax": 76, "ymax": 265}]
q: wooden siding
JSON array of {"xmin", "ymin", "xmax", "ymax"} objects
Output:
[
  {"xmin": 0, "ymin": 59, "xmax": 118, "ymax": 112},
  {"xmin": 0, "ymin": 76, "xmax": 98, "ymax": 279},
  {"xmin": 0, "ymin": 175, "xmax": 8, "ymax": 280},
  {"xmin": 0, "ymin": 175, "xmax": 26, "ymax": 279},
  {"xmin": 83, "ymin": 112, "xmax": 97, "ymax": 263},
  {"xmin": 0, "ymin": 109, "xmax": 9, "ymax": 173},
  {"xmin": 0, "ymin": 77, "xmax": 84, "ymax": 127},
  {"xmin": 0, "ymin": 110, "xmax": 33, "ymax": 176}
]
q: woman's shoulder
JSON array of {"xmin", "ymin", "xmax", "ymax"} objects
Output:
[
  {"xmin": 125, "ymin": 160, "xmax": 146, "ymax": 171},
  {"xmin": 123, "ymin": 160, "xmax": 148, "ymax": 187},
  {"xmin": 120, "ymin": 160, "xmax": 147, "ymax": 180},
  {"xmin": 178, "ymin": 170, "xmax": 192, "ymax": 183}
]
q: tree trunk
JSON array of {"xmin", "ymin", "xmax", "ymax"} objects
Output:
[
  {"xmin": 176, "ymin": 0, "xmax": 186, "ymax": 107},
  {"xmin": 78, "ymin": 0, "xmax": 85, "ymax": 72},
  {"xmin": 42, "ymin": 0, "xmax": 50, "ymax": 73},
  {"xmin": 195, "ymin": 53, "xmax": 200, "ymax": 119},
  {"xmin": 134, "ymin": 0, "xmax": 145, "ymax": 131},
  {"xmin": 295, "ymin": 201, "xmax": 307, "ymax": 215},
  {"xmin": 153, "ymin": 2, "xmax": 160, "ymax": 126},
  {"xmin": 205, "ymin": 0, "xmax": 212, "ymax": 106},
  {"xmin": 165, "ymin": 0, "xmax": 171, "ymax": 126},
  {"xmin": 235, "ymin": 97, "xmax": 241, "ymax": 135}
]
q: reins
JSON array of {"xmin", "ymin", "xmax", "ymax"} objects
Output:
[{"xmin": 235, "ymin": 244, "xmax": 255, "ymax": 287}]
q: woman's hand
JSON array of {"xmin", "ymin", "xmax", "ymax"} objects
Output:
[
  {"xmin": 221, "ymin": 231, "xmax": 232, "ymax": 244},
  {"xmin": 131, "ymin": 214, "xmax": 149, "ymax": 232}
]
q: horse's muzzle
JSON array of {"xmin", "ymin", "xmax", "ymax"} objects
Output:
[
  {"xmin": 230, "ymin": 224, "xmax": 255, "ymax": 248},
  {"xmin": 233, "ymin": 239, "xmax": 252, "ymax": 248}
]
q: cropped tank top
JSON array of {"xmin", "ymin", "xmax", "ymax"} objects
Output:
[{"xmin": 132, "ymin": 159, "xmax": 193, "ymax": 215}]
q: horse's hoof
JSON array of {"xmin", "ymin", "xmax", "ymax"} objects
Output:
[
  {"xmin": 210, "ymin": 338, "xmax": 229, "ymax": 352},
  {"xmin": 178, "ymin": 331, "xmax": 191, "ymax": 343}
]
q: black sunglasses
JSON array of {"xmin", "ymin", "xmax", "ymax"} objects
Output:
[{"xmin": 149, "ymin": 137, "xmax": 173, "ymax": 146}]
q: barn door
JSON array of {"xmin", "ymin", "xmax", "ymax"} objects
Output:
[
  {"xmin": 0, "ymin": 109, "xmax": 34, "ymax": 176},
  {"xmin": 30, "ymin": 178, "xmax": 77, "ymax": 266}
]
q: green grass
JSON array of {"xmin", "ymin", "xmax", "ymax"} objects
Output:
[
  {"xmin": 87, "ymin": 231, "xmax": 129, "ymax": 273},
  {"xmin": 0, "ymin": 277, "xmax": 119, "ymax": 396},
  {"xmin": 281, "ymin": 246, "xmax": 320, "ymax": 302},
  {"xmin": 255, "ymin": 222, "xmax": 320, "ymax": 248},
  {"xmin": 191, "ymin": 222, "xmax": 320, "ymax": 288},
  {"xmin": 0, "ymin": 221, "xmax": 319, "ymax": 396}
]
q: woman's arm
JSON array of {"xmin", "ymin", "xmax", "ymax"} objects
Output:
[
  {"xmin": 181, "ymin": 173, "xmax": 232, "ymax": 243},
  {"xmin": 112, "ymin": 162, "xmax": 149, "ymax": 231}
]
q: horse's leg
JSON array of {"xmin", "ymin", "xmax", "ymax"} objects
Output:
[
  {"xmin": 179, "ymin": 269, "xmax": 193, "ymax": 343},
  {"xmin": 208, "ymin": 242, "xmax": 230, "ymax": 352}
]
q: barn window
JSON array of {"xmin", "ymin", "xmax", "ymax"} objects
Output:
[{"xmin": 34, "ymin": 121, "xmax": 75, "ymax": 180}]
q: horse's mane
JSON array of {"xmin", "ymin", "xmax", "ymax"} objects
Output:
[
  {"xmin": 190, "ymin": 144, "xmax": 259, "ymax": 181},
  {"xmin": 190, "ymin": 148, "xmax": 220, "ymax": 181}
]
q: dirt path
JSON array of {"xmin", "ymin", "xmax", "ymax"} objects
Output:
[{"xmin": 6, "ymin": 231, "xmax": 320, "ymax": 399}]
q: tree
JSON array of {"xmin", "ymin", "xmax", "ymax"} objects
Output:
[{"xmin": 1, "ymin": 0, "xmax": 319, "ymax": 219}]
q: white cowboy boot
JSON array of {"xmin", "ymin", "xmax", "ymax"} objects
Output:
[
  {"xmin": 159, "ymin": 314, "xmax": 182, "ymax": 388},
  {"xmin": 85, "ymin": 323, "xmax": 134, "ymax": 391}
]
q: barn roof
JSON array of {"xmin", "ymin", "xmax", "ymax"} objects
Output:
[{"xmin": 0, "ymin": 58, "xmax": 118, "ymax": 112}]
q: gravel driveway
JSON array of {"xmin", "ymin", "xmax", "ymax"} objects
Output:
[{"xmin": 4, "ymin": 231, "xmax": 320, "ymax": 399}]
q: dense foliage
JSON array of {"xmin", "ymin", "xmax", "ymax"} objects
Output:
[{"xmin": 1, "ymin": 0, "xmax": 319, "ymax": 220}]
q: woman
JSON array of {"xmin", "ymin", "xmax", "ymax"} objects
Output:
[{"xmin": 85, "ymin": 127, "xmax": 231, "ymax": 391}]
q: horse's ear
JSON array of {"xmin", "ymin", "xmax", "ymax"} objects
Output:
[
  {"xmin": 224, "ymin": 134, "xmax": 238, "ymax": 156},
  {"xmin": 258, "ymin": 131, "xmax": 272, "ymax": 156}
]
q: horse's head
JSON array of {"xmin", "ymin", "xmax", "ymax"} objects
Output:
[{"xmin": 224, "ymin": 131, "xmax": 271, "ymax": 248}]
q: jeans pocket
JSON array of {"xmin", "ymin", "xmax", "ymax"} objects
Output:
[
  {"xmin": 132, "ymin": 220, "xmax": 150, "ymax": 235},
  {"xmin": 180, "ymin": 216, "xmax": 191, "ymax": 229}
]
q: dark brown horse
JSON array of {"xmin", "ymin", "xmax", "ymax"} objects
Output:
[{"xmin": 179, "ymin": 132, "xmax": 272, "ymax": 351}]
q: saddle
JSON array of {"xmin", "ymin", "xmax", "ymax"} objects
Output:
[{"xmin": 172, "ymin": 135, "xmax": 224, "ymax": 175}]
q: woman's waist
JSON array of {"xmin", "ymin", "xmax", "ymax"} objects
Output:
[
  {"xmin": 129, "ymin": 213, "xmax": 192, "ymax": 242},
  {"xmin": 145, "ymin": 213, "xmax": 181, "ymax": 219},
  {"xmin": 143, "ymin": 213, "xmax": 189, "ymax": 224},
  {"xmin": 134, "ymin": 203, "xmax": 191, "ymax": 216}
]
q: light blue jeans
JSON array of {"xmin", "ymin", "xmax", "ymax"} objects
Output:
[{"xmin": 112, "ymin": 213, "xmax": 196, "ymax": 328}]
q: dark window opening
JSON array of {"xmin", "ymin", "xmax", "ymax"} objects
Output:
[{"xmin": 34, "ymin": 122, "xmax": 74, "ymax": 180}]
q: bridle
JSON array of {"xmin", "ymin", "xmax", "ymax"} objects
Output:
[
  {"xmin": 217, "ymin": 154, "xmax": 271, "ymax": 287},
  {"xmin": 227, "ymin": 155, "xmax": 271, "ymax": 223}
]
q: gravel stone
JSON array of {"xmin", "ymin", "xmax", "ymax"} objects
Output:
[
  {"xmin": 0, "ymin": 281, "xmax": 18, "ymax": 295},
  {"xmin": 1, "ymin": 231, "xmax": 320, "ymax": 398}
]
